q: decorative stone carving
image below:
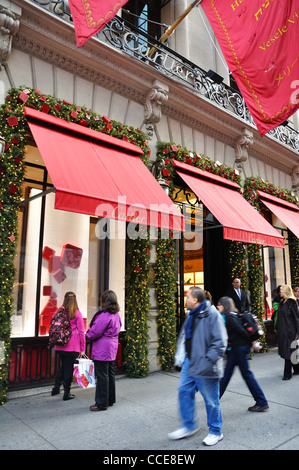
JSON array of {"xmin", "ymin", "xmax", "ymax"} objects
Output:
[
  {"xmin": 291, "ymin": 163, "xmax": 299, "ymax": 196},
  {"xmin": 234, "ymin": 128, "xmax": 253, "ymax": 173},
  {"xmin": 0, "ymin": 3, "xmax": 20, "ymax": 69},
  {"xmin": 144, "ymin": 80, "xmax": 169, "ymax": 139}
]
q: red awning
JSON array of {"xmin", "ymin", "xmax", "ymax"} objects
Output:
[
  {"xmin": 258, "ymin": 190, "xmax": 299, "ymax": 239},
  {"xmin": 173, "ymin": 160, "xmax": 284, "ymax": 248},
  {"xmin": 24, "ymin": 108, "xmax": 184, "ymax": 232}
]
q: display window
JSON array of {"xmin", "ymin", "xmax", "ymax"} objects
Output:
[
  {"xmin": 262, "ymin": 216, "xmax": 291, "ymax": 319},
  {"xmin": 11, "ymin": 145, "xmax": 107, "ymax": 338}
]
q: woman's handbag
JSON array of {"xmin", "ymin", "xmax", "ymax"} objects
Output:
[{"xmin": 73, "ymin": 354, "xmax": 95, "ymax": 389}]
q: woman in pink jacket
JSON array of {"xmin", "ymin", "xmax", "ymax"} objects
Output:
[
  {"xmin": 51, "ymin": 292, "xmax": 86, "ymax": 401},
  {"xmin": 86, "ymin": 290, "xmax": 122, "ymax": 411}
]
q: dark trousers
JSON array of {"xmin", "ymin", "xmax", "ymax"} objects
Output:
[
  {"xmin": 220, "ymin": 345, "xmax": 268, "ymax": 406},
  {"xmin": 54, "ymin": 351, "xmax": 78, "ymax": 395},
  {"xmin": 94, "ymin": 360, "xmax": 116, "ymax": 408},
  {"xmin": 283, "ymin": 359, "xmax": 299, "ymax": 379}
]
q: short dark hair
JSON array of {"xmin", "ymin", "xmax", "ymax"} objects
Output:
[{"xmin": 189, "ymin": 286, "xmax": 206, "ymax": 304}]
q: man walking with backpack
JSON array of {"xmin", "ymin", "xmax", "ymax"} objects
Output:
[{"xmin": 217, "ymin": 297, "xmax": 269, "ymax": 412}]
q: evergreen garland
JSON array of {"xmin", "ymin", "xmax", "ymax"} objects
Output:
[
  {"xmin": 228, "ymin": 241, "xmax": 248, "ymax": 291},
  {"xmin": 154, "ymin": 230, "xmax": 177, "ymax": 371},
  {"xmin": 124, "ymin": 229, "xmax": 151, "ymax": 377}
]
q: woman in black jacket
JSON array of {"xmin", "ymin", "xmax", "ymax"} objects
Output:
[
  {"xmin": 217, "ymin": 297, "xmax": 268, "ymax": 412},
  {"xmin": 276, "ymin": 285, "xmax": 299, "ymax": 380}
]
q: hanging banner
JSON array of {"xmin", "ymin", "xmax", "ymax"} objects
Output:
[
  {"xmin": 68, "ymin": 0, "xmax": 129, "ymax": 47},
  {"xmin": 201, "ymin": 0, "xmax": 299, "ymax": 136}
]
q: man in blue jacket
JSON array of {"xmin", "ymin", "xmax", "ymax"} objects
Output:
[{"xmin": 169, "ymin": 286, "xmax": 227, "ymax": 446}]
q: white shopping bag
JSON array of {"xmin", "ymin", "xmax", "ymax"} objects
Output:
[{"xmin": 73, "ymin": 356, "xmax": 95, "ymax": 389}]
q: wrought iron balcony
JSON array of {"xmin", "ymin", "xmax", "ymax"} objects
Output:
[{"xmin": 29, "ymin": 1, "xmax": 299, "ymax": 153}]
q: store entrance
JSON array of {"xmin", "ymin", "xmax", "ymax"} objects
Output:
[{"xmin": 177, "ymin": 207, "xmax": 230, "ymax": 327}]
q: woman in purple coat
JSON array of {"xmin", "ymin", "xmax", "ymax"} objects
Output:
[{"xmin": 86, "ymin": 290, "xmax": 122, "ymax": 411}]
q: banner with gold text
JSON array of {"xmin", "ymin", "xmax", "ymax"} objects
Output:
[
  {"xmin": 201, "ymin": 0, "xmax": 299, "ymax": 136},
  {"xmin": 69, "ymin": 0, "xmax": 129, "ymax": 47}
]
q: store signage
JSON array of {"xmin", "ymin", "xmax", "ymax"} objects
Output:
[
  {"xmin": 68, "ymin": 0, "xmax": 129, "ymax": 47},
  {"xmin": 201, "ymin": 0, "xmax": 299, "ymax": 136}
]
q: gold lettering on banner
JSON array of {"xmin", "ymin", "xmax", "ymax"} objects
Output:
[
  {"xmin": 259, "ymin": 10, "xmax": 299, "ymax": 51},
  {"xmin": 230, "ymin": 0, "xmax": 246, "ymax": 12},
  {"xmin": 275, "ymin": 50, "xmax": 299, "ymax": 87},
  {"xmin": 81, "ymin": 0, "xmax": 124, "ymax": 29},
  {"xmin": 254, "ymin": 0, "xmax": 275, "ymax": 22}
]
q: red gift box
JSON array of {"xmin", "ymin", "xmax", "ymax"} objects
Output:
[
  {"xmin": 53, "ymin": 268, "xmax": 67, "ymax": 284},
  {"xmin": 60, "ymin": 244, "xmax": 83, "ymax": 269},
  {"xmin": 48, "ymin": 255, "xmax": 61, "ymax": 273},
  {"xmin": 42, "ymin": 246, "xmax": 56, "ymax": 261}
]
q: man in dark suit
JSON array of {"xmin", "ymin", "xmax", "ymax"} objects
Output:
[{"xmin": 226, "ymin": 278, "xmax": 250, "ymax": 313}]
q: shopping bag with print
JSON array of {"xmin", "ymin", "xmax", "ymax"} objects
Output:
[{"xmin": 73, "ymin": 355, "xmax": 95, "ymax": 389}]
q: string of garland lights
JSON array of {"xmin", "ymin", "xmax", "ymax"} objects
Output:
[
  {"xmin": 154, "ymin": 230, "xmax": 177, "ymax": 371},
  {"xmin": 124, "ymin": 229, "xmax": 151, "ymax": 377},
  {"xmin": 0, "ymin": 86, "xmax": 151, "ymax": 403}
]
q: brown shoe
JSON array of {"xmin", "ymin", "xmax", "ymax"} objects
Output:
[
  {"xmin": 90, "ymin": 405, "xmax": 107, "ymax": 411},
  {"xmin": 248, "ymin": 404, "xmax": 269, "ymax": 412}
]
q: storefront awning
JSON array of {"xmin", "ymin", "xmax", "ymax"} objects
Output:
[
  {"xmin": 173, "ymin": 160, "xmax": 285, "ymax": 248},
  {"xmin": 24, "ymin": 108, "xmax": 184, "ymax": 232},
  {"xmin": 258, "ymin": 190, "xmax": 299, "ymax": 239}
]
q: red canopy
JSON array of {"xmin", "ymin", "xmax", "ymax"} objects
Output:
[
  {"xmin": 258, "ymin": 190, "xmax": 299, "ymax": 239},
  {"xmin": 24, "ymin": 108, "xmax": 184, "ymax": 232},
  {"xmin": 173, "ymin": 160, "xmax": 284, "ymax": 248}
]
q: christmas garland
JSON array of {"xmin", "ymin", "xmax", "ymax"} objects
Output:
[
  {"xmin": 0, "ymin": 86, "xmax": 151, "ymax": 403},
  {"xmin": 156, "ymin": 142, "xmax": 241, "ymax": 194},
  {"xmin": 154, "ymin": 230, "xmax": 177, "ymax": 371},
  {"xmin": 125, "ymin": 228, "xmax": 151, "ymax": 377}
]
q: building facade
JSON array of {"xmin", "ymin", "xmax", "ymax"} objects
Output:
[{"xmin": 0, "ymin": 0, "xmax": 299, "ymax": 400}]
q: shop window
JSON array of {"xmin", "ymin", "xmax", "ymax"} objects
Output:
[
  {"xmin": 122, "ymin": 0, "xmax": 162, "ymax": 39},
  {"xmin": 262, "ymin": 222, "xmax": 291, "ymax": 319},
  {"xmin": 11, "ymin": 145, "xmax": 108, "ymax": 338},
  {"xmin": 259, "ymin": 206, "xmax": 291, "ymax": 319}
]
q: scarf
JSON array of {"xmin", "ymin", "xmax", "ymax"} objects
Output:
[{"xmin": 185, "ymin": 300, "xmax": 207, "ymax": 340}]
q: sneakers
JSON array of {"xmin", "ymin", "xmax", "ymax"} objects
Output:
[
  {"xmin": 168, "ymin": 426, "xmax": 199, "ymax": 440},
  {"xmin": 202, "ymin": 433, "xmax": 223, "ymax": 446}
]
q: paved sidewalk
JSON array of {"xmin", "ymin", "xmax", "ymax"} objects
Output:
[{"xmin": 1, "ymin": 348, "xmax": 299, "ymax": 451}]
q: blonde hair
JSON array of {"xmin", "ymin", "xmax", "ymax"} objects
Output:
[
  {"xmin": 62, "ymin": 291, "xmax": 79, "ymax": 319},
  {"xmin": 281, "ymin": 285, "xmax": 296, "ymax": 301}
]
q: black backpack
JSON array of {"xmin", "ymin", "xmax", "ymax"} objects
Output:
[
  {"xmin": 239, "ymin": 312, "xmax": 262, "ymax": 342},
  {"xmin": 49, "ymin": 307, "xmax": 72, "ymax": 346}
]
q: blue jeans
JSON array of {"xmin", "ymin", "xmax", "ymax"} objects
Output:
[
  {"xmin": 178, "ymin": 357, "xmax": 223, "ymax": 435},
  {"xmin": 220, "ymin": 345, "xmax": 267, "ymax": 406}
]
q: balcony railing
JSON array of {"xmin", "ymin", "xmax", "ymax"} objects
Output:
[{"xmin": 29, "ymin": 1, "xmax": 299, "ymax": 153}]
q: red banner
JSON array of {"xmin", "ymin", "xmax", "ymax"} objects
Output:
[
  {"xmin": 69, "ymin": 0, "xmax": 129, "ymax": 47},
  {"xmin": 201, "ymin": 0, "xmax": 299, "ymax": 136}
]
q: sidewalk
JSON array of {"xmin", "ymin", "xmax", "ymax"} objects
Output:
[{"xmin": 1, "ymin": 348, "xmax": 299, "ymax": 451}]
